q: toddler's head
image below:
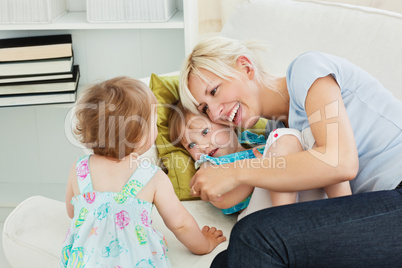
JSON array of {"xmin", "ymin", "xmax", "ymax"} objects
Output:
[
  {"xmin": 169, "ymin": 102, "xmax": 243, "ymax": 161},
  {"xmin": 75, "ymin": 76, "xmax": 157, "ymax": 160}
]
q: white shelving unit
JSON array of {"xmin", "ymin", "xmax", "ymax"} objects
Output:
[
  {"xmin": 0, "ymin": 11, "xmax": 185, "ymax": 30},
  {"xmin": 0, "ymin": 0, "xmax": 198, "ymax": 207}
]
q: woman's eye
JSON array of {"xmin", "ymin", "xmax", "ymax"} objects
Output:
[
  {"xmin": 202, "ymin": 128, "xmax": 209, "ymax": 136},
  {"xmin": 211, "ymin": 88, "xmax": 217, "ymax": 96},
  {"xmin": 188, "ymin": 142, "xmax": 196, "ymax": 149},
  {"xmin": 202, "ymin": 105, "xmax": 208, "ymax": 114}
]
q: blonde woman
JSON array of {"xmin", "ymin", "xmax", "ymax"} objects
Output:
[{"xmin": 179, "ymin": 36, "xmax": 402, "ymax": 267}]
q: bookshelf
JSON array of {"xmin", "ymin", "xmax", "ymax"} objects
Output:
[{"xmin": 0, "ymin": 0, "xmax": 199, "ymax": 206}]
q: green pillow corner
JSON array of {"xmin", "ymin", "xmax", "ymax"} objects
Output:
[{"xmin": 149, "ymin": 73, "xmax": 198, "ymax": 200}]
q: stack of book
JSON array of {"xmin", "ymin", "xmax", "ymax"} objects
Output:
[{"xmin": 0, "ymin": 34, "xmax": 80, "ymax": 107}]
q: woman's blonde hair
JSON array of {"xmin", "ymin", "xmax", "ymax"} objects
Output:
[
  {"xmin": 75, "ymin": 76, "xmax": 157, "ymax": 160},
  {"xmin": 179, "ymin": 36, "xmax": 277, "ymax": 114}
]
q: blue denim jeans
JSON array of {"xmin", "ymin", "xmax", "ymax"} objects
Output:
[{"xmin": 211, "ymin": 189, "xmax": 402, "ymax": 268}]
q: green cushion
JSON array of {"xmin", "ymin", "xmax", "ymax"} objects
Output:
[{"xmin": 149, "ymin": 73, "xmax": 197, "ymax": 200}]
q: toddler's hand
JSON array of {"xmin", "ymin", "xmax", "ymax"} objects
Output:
[{"xmin": 202, "ymin": 226, "xmax": 226, "ymax": 253}]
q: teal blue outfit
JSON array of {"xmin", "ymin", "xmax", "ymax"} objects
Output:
[{"xmin": 195, "ymin": 131, "xmax": 266, "ymax": 215}]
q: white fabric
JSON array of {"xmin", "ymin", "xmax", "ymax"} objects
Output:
[
  {"xmin": 316, "ymin": 0, "xmax": 402, "ymax": 14},
  {"xmin": 221, "ymin": 0, "xmax": 402, "ymax": 101},
  {"xmin": 202, "ymin": 0, "xmax": 402, "ymax": 39},
  {"xmin": 264, "ymin": 128, "xmax": 316, "ymax": 153},
  {"xmin": 3, "ymin": 196, "xmax": 236, "ymax": 268}
]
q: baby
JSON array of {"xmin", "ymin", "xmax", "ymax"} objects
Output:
[
  {"xmin": 61, "ymin": 77, "xmax": 226, "ymax": 267},
  {"xmin": 169, "ymin": 102, "xmax": 352, "ymax": 220}
]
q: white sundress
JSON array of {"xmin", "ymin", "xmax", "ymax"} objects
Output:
[{"xmin": 60, "ymin": 155, "xmax": 171, "ymax": 267}]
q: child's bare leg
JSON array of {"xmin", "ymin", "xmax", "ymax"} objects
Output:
[
  {"xmin": 324, "ymin": 182, "xmax": 352, "ymax": 198},
  {"xmin": 264, "ymin": 132, "xmax": 303, "ymax": 206}
]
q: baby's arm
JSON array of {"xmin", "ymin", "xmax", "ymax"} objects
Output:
[
  {"xmin": 65, "ymin": 164, "xmax": 76, "ymax": 219},
  {"xmin": 324, "ymin": 181, "xmax": 352, "ymax": 198},
  {"xmin": 210, "ymin": 184, "xmax": 254, "ymax": 209},
  {"xmin": 153, "ymin": 170, "xmax": 226, "ymax": 255}
]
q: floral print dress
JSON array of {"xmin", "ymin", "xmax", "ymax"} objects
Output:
[{"xmin": 60, "ymin": 155, "xmax": 170, "ymax": 268}]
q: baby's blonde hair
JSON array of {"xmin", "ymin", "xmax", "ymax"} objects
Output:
[{"xmin": 179, "ymin": 36, "xmax": 277, "ymax": 114}]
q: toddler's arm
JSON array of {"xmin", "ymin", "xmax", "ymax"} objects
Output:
[
  {"xmin": 152, "ymin": 170, "xmax": 226, "ymax": 255},
  {"xmin": 65, "ymin": 164, "xmax": 76, "ymax": 219}
]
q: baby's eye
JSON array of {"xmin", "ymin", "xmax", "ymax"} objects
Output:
[
  {"xmin": 202, "ymin": 128, "xmax": 209, "ymax": 136},
  {"xmin": 188, "ymin": 142, "xmax": 196, "ymax": 149},
  {"xmin": 202, "ymin": 105, "xmax": 208, "ymax": 114},
  {"xmin": 211, "ymin": 88, "xmax": 217, "ymax": 96}
]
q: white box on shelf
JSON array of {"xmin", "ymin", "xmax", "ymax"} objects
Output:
[
  {"xmin": 87, "ymin": 0, "xmax": 177, "ymax": 23},
  {"xmin": 0, "ymin": 0, "xmax": 67, "ymax": 24}
]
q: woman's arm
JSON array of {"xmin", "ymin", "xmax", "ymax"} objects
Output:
[
  {"xmin": 153, "ymin": 170, "xmax": 226, "ymax": 255},
  {"xmin": 191, "ymin": 75, "xmax": 359, "ymax": 202}
]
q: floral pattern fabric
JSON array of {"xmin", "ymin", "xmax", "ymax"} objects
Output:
[{"xmin": 60, "ymin": 155, "xmax": 170, "ymax": 267}]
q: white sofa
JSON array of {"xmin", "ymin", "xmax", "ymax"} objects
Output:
[{"xmin": 3, "ymin": 0, "xmax": 402, "ymax": 267}]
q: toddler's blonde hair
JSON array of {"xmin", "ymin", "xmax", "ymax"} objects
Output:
[{"xmin": 75, "ymin": 76, "xmax": 157, "ymax": 160}]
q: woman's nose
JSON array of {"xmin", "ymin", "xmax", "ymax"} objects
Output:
[{"xmin": 207, "ymin": 102, "xmax": 223, "ymax": 122}]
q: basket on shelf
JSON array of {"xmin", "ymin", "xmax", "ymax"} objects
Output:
[
  {"xmin": 86, "ymin": 0, "xmax": 177, "ymax": 23},
  {"xmin": 0, "ymin": 0, "xmax": 67, "ymax": 24}
]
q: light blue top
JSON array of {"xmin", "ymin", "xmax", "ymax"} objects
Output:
[{"xmin": 286, "ymin": 51, "xmax": 402, "ymax": 193}]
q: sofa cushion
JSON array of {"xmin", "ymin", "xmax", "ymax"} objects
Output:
[
  {"xmin": 3, "ymin": 196, "xmax": 236, "ymax": 268},
  {"xmin": 221, "ymin": 0, "xmax": 402, "ymax": 100}
]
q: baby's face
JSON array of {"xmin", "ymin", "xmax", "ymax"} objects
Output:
[{"xmin": 181, "ymin": 114, "xmax": 243, "ymax": 161}]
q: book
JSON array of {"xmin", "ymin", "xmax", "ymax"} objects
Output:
[
  {"xmin": 0, "ymin": 65, "xmax": 79, "ymax": 95},
  {"xmin": 0, "ymin": 55, "xmax": 74, "ymax": 77},
  {"xmin": 0, "ymin": 91, "xmax": 77, "ymax": 107},
  {"xmin": 0, "ymin": 65, "xmax": 80, "ymax": 107},
  {"xmin": 0, "ymin": 71, "xmax": 74, "ymax": 84},
  {"xmin": 0, "ymin": 34, "xmax": 72, "ymax": 62}
]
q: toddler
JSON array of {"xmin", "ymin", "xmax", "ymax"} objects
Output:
[
  {"xmin": 169, "ymin": 103, "xmax": 352, "ymax": 219},
  {"xmin": 61, "ymin": 77, "xmax": 226, "ymax": 267}
]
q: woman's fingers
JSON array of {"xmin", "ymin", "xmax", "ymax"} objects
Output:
[
  {"xmin": 191, "ymin": 163, "xmax": 238, "ymax": 202},
  {"xmin": 252, "ymin": 148, "xmax": 264, "ymax": 158}
]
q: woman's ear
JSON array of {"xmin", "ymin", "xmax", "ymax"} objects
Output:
[{"xmin": 236, "ymin": 55, "xmax": 255, "ymax": 80}]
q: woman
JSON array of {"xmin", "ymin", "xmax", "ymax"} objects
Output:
[{"xmin": 179, "ymin": 37, "xmax": 402, "ymax": 267}]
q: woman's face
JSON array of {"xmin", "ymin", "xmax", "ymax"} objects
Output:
[
  {"xmin": 181, "ymin": 114, "xmax": 242, "ymax": 161},
  {"xmin": 188, "ymin": 66, "xmax": 261, "ymax": 130}
]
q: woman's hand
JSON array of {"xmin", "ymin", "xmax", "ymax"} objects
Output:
[
  {"xmin": 190, "ymin": 162, "xmax": 241, "ymax": 202},
  {"xmin": 252, "ymin": 148, "xmax": 264, "ymax": 158}
]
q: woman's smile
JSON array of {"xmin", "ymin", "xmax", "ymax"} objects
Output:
[{"xmin": 227, "ymin": 103, "xmax": 240, "ymax": 122}]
